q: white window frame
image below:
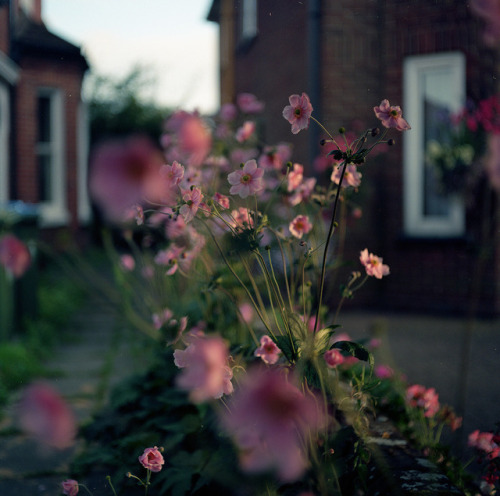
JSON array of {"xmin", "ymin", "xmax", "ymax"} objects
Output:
[
  {"xmin": 77, "ymin": 99, "xmax": 91, "ymax": 223},
  {"xmin": 403, "ymin": 52, "xmax": 466, "ymax": 237},
  {"xmin": 0, "ymin": 82, "xmax": 9, "ymax": 205},
  {"xmin": 36, "ymin": 88, "xmax": 69, "ymax": 226},
  {"xmin": 241, "ymin": 0, "xmax": 257, "ymax": 41}
]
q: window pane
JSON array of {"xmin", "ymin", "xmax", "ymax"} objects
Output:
[{"xmin": 37, "ymin": 95, "xmax": 51, "ymax": 142}]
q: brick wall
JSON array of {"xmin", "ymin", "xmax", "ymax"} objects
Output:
[{"xmin": 228, "ymin": 0, "xmax": 500, "ymax": 315}]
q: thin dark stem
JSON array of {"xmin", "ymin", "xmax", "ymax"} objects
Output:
[{"xmin": 313, "ymin": 160, "xmax": 348, "ymax": 333}]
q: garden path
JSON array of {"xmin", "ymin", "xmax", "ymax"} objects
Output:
[{"xmin": 0, "ymin": 294, "xmax": 139, "ymax": 495}]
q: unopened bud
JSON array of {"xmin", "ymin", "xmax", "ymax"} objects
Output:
[
  {"xmin": 388, "ymin": 138, "xmax": 396, "ymax": 146},
  {"xmin": 338, "ymin": 127, "xmax": 346, "ymax": 134},
  {"xmin": 320, "ymin": 139, "xmax": 326, "ymax": 146},
  {"xmin": 286, "ymin": 161, "xmax": 293, "ymax": 168},
  {"xmin": 265, "ymin": 245, "xmax": 271, "ymax": 251},
  {"xmin": 371, "ymin": 127, "xmax": 380, "ymax": 137}
]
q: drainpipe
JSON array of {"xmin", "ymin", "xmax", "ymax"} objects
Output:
[{"xmin": 307, "ymin": 0, "xmax": 321, "ymax": 169}]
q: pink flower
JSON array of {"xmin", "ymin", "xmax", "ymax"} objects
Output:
[
  {"xmin": 359, "ymin": 249, "xmax": 390, "ymax": 279},
  {"xmin": 227, "ymin": 207, "xmax": 254, "ymax": 230},
  {"xmin": 406, "ymin": 384, "xmax": 440, "ymax": 418},
  {"xmin": 89, "ymin": 136, "xmax": 175, "ymax": 221},
  {"xmin": 235, "ymin": 120, "xmax": 256, "ymax": 143},
  {"xmin": 374, "ymin": 99, "xmax": 411, "ymax": 131},
  {"xmin": 470, "ymin": 0, "xmax": 500, "ymax": 47},
  {"xmin": 228, "ymin": 159, "xmax": 264, "ymax": 198},
  {"xmin": 287, "ymin": 163, "xmax": 304, "ymax": 191},
  {"xmin": 375, "ymin": 364, "xmax": 394, "ymax": 379},
  {"xmin": 468, "ymin": 430, "xmax": 500, "ymax": 458},
  {"xmin": 220, "ymin": 102, "xmax": 238, "ymax": 121},
  {"xmin": 61, "ymin": 479, "xmax": 79, "ymax": 496},
  {"xmin": 239, "ymin": 302, "xmax": 254, "ymax": 324},
  {"xmin": 331, "ymin": 164, "xmax": 362, "ymax": 188},
  {"xmin": 18, "ymin": 382, "xmax": 76, "ymax": 449},
  {"xmin": 163, "ymin": 111, "xmax": 212, "ymax": 167},
  {"xmin": 289, "ymin": 177, "xmax": 317, "ymax": 206},
  {"xmin": 173, "ymin": 334, "xmax": 233, "ymax": 403},
  {"xmin": 0, "ymin": 234, "xmax": 31, "ymax": 278},
  {"xmin": 160, "ymin": 160, "xmax": 184, "ymax": 186},
  {"xmin": 221, "ymin": 367, "xmax": 325, "ymax": 482},
  {"xmin": 139, "ymin": 446, "xmax": 165, "ymax": 472},
  {"xmin": 179, "ymin": 187, "xmax": 203, "ymax": 223},
  {"xmin": 283, "ymin": 93, "xmax": 314, "ymax": 134},
  {"xmin": 289, "ymin": 215, "xmax": 313, "ymax": 239},
  {"xmin": 152, "ymin": 308, "xmax": 174, "ymax": 330},
  {"xmin": 213, "ymin": 192, "xmax": 230, "ymax": 209},
  {"xmin": 258, "ymin": 143, "xmax": 292, "ymax": 170},
  {"xmin": 324, "ymin": 349, "xmax": 345, "ymax": 368},
  {"xmin": 254, "ymin": 335, "xmax": 282, "ymax": 364},
  {"xmin": 237, "ymin": 93, "xmax": 265, "ymax": 114},
  {"xmin": 119, "ymin": 254, "xmax": 135, "ymax": 271}
]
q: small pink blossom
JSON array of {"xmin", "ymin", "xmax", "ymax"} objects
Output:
[
  {"xmin": 331, "ymin": 164, "xmax": 362, "ymax": 188},
  {"xmin": 375, "ymin": 364, "xmax": 394, "ymax": 379},
  {"xmin": 0, "ymin": 234, "xmax": 31, "ymax": 278},
  {"xmin": 235, "ymin": 120, "xmax": 256, "ymax": 143},
  {"xmin": 289, "ymin": 215, "xmax": 313, "ymax": 239},
  {"xmin": 119, "ymin": 254, "xmax": 135, "ymax": 271},
  {"xmin": 61, "ymin": 479, "xmax": 79, "ymax": 496},
  {"xmin": 468, "ymin": 430, "xmax": 500, "ymax": 459},
  {"xmin": 138, "ymin": 446, "xmax": 165, "ymax": 472},
  {"xmin": 213, "ymin": 192, "xmax": 230, "ymax": 209},
  {"xmin": 220, "ymin": 102, "xmax": 238, "ymax": 121},
  {"xmin": 163, "ymin": 111, "xmax": 212, "ymax": 166},
  {"xmin": 359, "ymin": 249, "xmax": 390, "ymax": 279},
  {"xmin": 374, "ymin": 99, "xmax": 411, "ymax": 131},
  {"xmin": 258, "ymin": 143, "xmax": 292, "ymax": 170},
  {"xmin": 152, "ymin": 308, "xmax": 174, "ymax": 329},
  {"xmin": 179, "ymin": 187, "xmax": 203, "ymax": 223},
  {"xmin": 18, "ymin": 382, "xmax": 76, "ymax": 449},
  {"xmin": 221, "ymin": 367, "xmax": 325, "ymax": 482},
  {"xmin": 283, "ymin": 93, "xmax": 314, "ymax": 134},
  {"xmin": 154, "ymin": 244, "xmax": 185, "ymax": 275},
  {"xmin": 228, "ymin": 159, "xmax": 264, "ymax": 198},
  {"xmin": 287, "ymin": 163, "xmax": 304, "ymax": 191},
  {"xmin": 406, "ymin": 384, "xmax": 440, "ymax": 418},
  {"xmin": 324, "ymin": 349, "xmax": 345, "ymax": 368},
  {"xmin": 237, "ymin": 93, "xmax": 265, "ymax": 114},
  {"xmin": 173, "ymin": 334, "xmax": 233, "ymax": 403},
  {"xmin": 239, "ymin": 302, "xmax": 254, "ymax": 323},
  {"xmin": 254, "ymin": 335, "xmax": 282, "ymax": 365},
  {"xmin": 160, "ymin": 160, "xmax": 185, "ymax": 186},
  {"xmin": 227, "ymin": 207, "xmax": 254, "ymax": 230},
  {"xmin": 289, "ymin": 177, "xmax": 317, "ymax": 206}
]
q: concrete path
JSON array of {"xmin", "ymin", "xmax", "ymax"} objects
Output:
[{"xmin": 0, "ymin": 295, "xmax": 139, "ymax": 495}]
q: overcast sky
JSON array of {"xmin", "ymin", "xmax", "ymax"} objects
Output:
[{"xmin": 42, "ymin": 0, "xmax": 219, "ymax": 113}]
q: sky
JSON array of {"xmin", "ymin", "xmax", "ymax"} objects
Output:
[{"xmin": 42, "ymin": 0, "xmax": 219, "ymax": 114}]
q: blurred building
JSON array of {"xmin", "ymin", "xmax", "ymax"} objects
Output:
[
  {"xmin": 208, "ymin": 0, "xmax": 500, "ymax": 315},
  {"xmin": 0, "ymin": 0, "xmax": 90, "ymax": 238}
]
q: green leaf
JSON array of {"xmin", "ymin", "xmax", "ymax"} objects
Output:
[
  {"xmin": 332, "ymin": 340, "xmax": 374, "ymax": 368},
  {"xmin": 274, "ymin": 335, "xmax": 299, "ymax": 362}
]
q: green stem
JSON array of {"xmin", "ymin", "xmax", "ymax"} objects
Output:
[{"xmin": 314, "ymin": 160, "xmax": 348, "ymax": 333}]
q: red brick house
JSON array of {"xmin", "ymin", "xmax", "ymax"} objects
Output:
[
  {"xmin": 0, "ymin": 0, "xmax": 89, "ymax": 234},
  {"xmin": 208, "ymin": 0, "xmax": 500, "ymax": 315}
]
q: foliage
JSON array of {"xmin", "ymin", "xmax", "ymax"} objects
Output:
[{"xmin": 86, "ymin": 65, "xmax": 171, "ymax": 145}]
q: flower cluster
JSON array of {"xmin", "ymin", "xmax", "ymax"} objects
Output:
[
  {"xmin": 468, "ymin": 429, "xmax": 500, "ymax": 491},
  {"xmin": 406, "ymin": 384, "xmax": 441, "ymax": 418}
]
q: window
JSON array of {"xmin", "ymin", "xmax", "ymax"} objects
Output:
[
  {"xmin": 403, "ymin": 52, "xmax": 466, "ymax": 237},
  {"xmin": 36, "ymin": 88, "xmax": 68, "ymax": 225},
  {"xmin": 240, "ymin": 0, "xmax": 257, "ymax": 42}
]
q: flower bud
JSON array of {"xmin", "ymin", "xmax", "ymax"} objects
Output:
[
  {"xmin": 338, "ymin": 127, "xmax": 346, "ymax": 134},
  {"xmin": 371, "ymin": 127, "xmax": 380, "ymax": 137},
  {"xmin": 388, "ymin": 138, "xmax": 396, "ymax": 146}
]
